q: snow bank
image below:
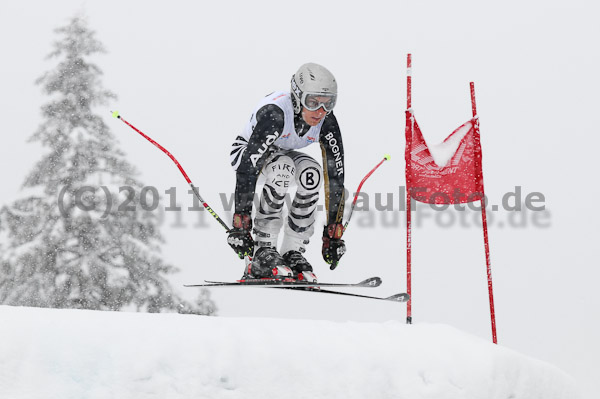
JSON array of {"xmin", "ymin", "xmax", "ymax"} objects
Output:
[{"xmin": 0, "ymin": 305, "xmax": 579, "ymax": 399}]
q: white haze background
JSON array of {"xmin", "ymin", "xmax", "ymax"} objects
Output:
[{"xmin": 0, "ymin": 0, "xmax": 598, "ymax": 397}]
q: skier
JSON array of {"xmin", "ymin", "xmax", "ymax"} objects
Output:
[{"xmin": 227, "ymin": 63, "xmax": 346, "ymax": 282}]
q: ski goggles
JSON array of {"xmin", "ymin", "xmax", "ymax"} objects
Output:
[{"xmin": 301, "ymin": 93, "xmax": 337, "ymax": 112}]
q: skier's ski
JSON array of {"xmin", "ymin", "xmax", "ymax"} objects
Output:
[
  {"xmin": 271, "ymin": 286, "xmax": 410, "ymax": 302},
  {"xmin": 184, "ymin": 276, "xmax": 382, "ymax": 288}
]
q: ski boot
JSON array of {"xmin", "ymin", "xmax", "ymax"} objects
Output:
[
  {"xmin": 243, "ymin": 247, "xmax": 294, "ymax": 281},
  {"xmin": 282, "ymin": 251, "xmax": 318, "ymax": 283}
]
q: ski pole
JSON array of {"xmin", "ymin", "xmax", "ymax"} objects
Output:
[
  {"xmin": 328, "ymin": 155, "xmax": 389, "ymax": 270},
  {"xmin": 110, "ymin": 111, "xmax": 232, "ymax": 233},
  {"xmin": 343, "ymin": 155, "xmax": 390, "ymax": 234}
]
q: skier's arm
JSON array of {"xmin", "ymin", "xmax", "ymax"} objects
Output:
[
  {"xmin": 319, "ymin": 112, "xmax": 345, "ymax": 226},
  {"xmin": 233, "ymin": 104, "xmax": 285, "ymax": 216},
  {"xmin": 319, "ymin": 112, "xmax": 346, "ymax": 269}
]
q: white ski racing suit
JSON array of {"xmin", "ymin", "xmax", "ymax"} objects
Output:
[{"xmin": 230, "ymin": 91, "xmax": 345, "ymax": 254}]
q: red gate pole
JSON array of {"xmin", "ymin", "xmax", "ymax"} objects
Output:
[
  {"xmin": 406, "ymin": 54, "xmax": 413, "ymax": 324},
  {"xmin": 407, "ymin": 54, "xmax": 412, "ymax": 109},
  {"xmin": 470, "ymin": 83, "xmax": 498, "ymax": 344}
]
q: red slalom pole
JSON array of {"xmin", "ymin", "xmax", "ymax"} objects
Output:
[
  {"xmin": 470, "ymin": 84, "xmax": 498, "ymax": 344},
  {"xmin": 407, "ymin": 54, "xmax": 412, "ymax": 109},
  {"xmin": 111, "ymin": 111, "xmax": 232, "ymax": 233},
  {"xmin": 406, "ymin": 53, "xmax": 413, "ymax": 324}
]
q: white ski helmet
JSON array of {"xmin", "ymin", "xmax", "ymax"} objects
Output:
[{"xmin": 290, "ymin": 63, "xmax": 337, "ymax": 114}]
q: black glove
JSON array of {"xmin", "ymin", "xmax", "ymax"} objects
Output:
[
  {"xmin": 322, "ymin": 223, "xmax": 346, "ymax": 270},
  {"xmin": 227, "ymin": 213, "xmax": 254, "ymax": 259}
]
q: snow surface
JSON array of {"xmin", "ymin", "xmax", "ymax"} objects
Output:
[{"xmin": 0, "ymin": 305, "xmax": 580, "ymax": 399}]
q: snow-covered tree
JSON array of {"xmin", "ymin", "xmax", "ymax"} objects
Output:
[{"xmin": 0, "ymin": 16, "xmax": 216, "ymax": 315}]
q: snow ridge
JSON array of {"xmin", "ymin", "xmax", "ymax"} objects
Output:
[{"xmin": 0, "ymin": 305, "xmax": 580, "ymax": 399}]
